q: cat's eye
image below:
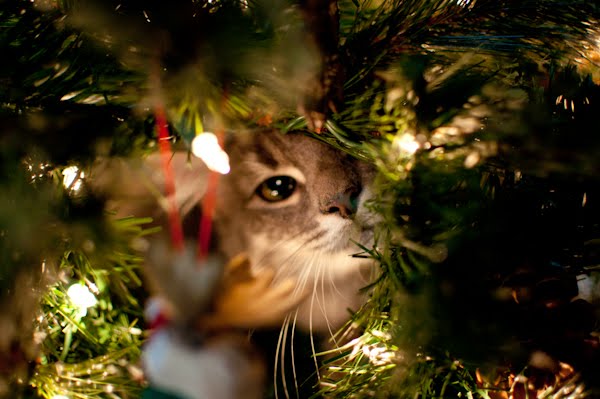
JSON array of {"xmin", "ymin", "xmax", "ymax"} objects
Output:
[{"xmin": 255, "ymin": 176, "xmax": 297, "ymax": 202}]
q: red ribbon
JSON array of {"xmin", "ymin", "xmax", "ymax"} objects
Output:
[
  {"xmin": 154, "ymin": 105, "xmax": 185, "ymax": 252},
  {"xmin": 197, "ymin": 131, "xmax": 223, "ymax": 261}
]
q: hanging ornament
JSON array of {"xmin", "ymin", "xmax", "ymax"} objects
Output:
[{"xmin": 140, "ymin": 246, "xmax": 307, "ymax": 399}]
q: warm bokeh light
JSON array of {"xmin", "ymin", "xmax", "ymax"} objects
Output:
[
  {"xmin": 62, "ymin": 165, "xmax": 84, "ymax": 191},
  {"xmin": 191, "ymin": 132, "xmax": 231, "ymax": 174},
  {"xmin": 67, "ymin": 283, "xmax": 97, "ymax": 316}
]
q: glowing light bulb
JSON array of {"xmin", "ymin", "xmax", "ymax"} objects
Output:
[
  {"xmin": 67, "ymin": 283, "xmax": 97, "ymax": 316},
  {"xmin": 394, "ymin": 133, "xmax": 420, "ymax": 155},
  {"xmin": 362, "ymin": 343, "xmax": 397, "ymax": 366},
  {"xmin": 191, "ymin": 132, "xmax": 230, "ymax": 174},
  {"xmin": 51, "ymin": 395, "xmax": 69, "ymax": 399},
  {"xmin": 62, "ymin": 166, "xmax": 84, "ymax": 191}
]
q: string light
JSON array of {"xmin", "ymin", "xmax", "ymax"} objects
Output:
[
  {"xmin": 191, "ymin": 132, "xmax": 231, "ymax": 174},
  {"xmin": 393, "ymin": 133, "xmax": 420, "ymax": 156},
  {"xmin": 456, "ymin": 0, "xmax": 474, "ymax": 7},
  {"xmin": 362, "ymin": 343, "xmax": 399, "ymax": 366},
  {"xmin": 62, "ymin": 166, "xmax": 84, "ymax": 191},
  {"xmin": 66, "ymin": 283, "xmax": 97, "ymax": 317},
  {"xmin": 343, "ymin": 330, "xmax": 401, "ymax": 367}
]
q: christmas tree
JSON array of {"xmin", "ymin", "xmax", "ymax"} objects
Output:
[{"xmin": 0, "ymin": 0, "xmax": 599, "ymax": 398}]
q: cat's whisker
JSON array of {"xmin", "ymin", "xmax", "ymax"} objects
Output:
[
  {"xmin": 252, "ymin": 229, "xmax": 307, "ymax": 272},
  {"xmin": 275, "ymin": 313, "xmax": 292, "ymax": 399},
  {"xmin": 329, "ymin": 251, "xmax": 370, "ymax": 309},
  {"xmin": 326, "ymin": 253, "xmax": 348, "ymax": 301},
  {"xmin": 252, "ymin": 229, "xmax": 323, "ymax": 285},
  {"xmin": 289, "ymin": 309, "xmax": 300, "ymax": 399},
  {"xmin": 275, "ymin": 249, "xmax": 317, "ymax": 399},
  {"xmin": 308, "ymin": 278, "xmax": 321, "ymax": 383},
  {"xmin": 293, "ymin": 251, "xmax": 319, "ymax": 297},
  {"xmin": 314, "ymin": 261, "xmax": 333, "ymax": 335},
  {"xmin": 320, "ymin": 263, "xmax": 340, "ymax": 347},
  {"xmin": 271, "ymin": 234, "xmax": 318, "ymax": 294}
]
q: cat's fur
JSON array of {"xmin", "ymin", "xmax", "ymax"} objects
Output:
[
  {"xmin": 215, "ymin": 130, "xmax": 376, "ymax": 333},
  {"xmin": 94, "ymin": 129, "xmax": 377, "ymax": 334}
]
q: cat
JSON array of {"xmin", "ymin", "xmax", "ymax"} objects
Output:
[
  {"xmin": 94, "ymin": 128, "xmax": 378, "ymax": 335},
  {"xmin": 93, "ymin": 128, "xmax": 378, "ymax": 397},
  {"xmin": 215, "ymin": 130, "xmax": 377, "ymax": 334}
]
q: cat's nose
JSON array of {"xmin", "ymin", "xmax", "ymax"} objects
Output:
[{"xmin": 322, "ymin": 188, "xmax": 360, "ymax": 219}]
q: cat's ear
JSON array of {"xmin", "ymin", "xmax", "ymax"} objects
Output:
[{"xmin": 90, "ymin": 151, "xmax": 209, "ymax": 222}]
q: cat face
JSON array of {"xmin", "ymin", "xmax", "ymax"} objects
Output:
[
  {"xmin": 92, "ymin": 129, "xmax": 377, "ymax": 333},
  {"xmin": 215, "ymin": 130, "xmax": 377, "ymax": 332}
]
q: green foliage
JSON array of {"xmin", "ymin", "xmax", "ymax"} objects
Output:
[
  {"xmin": 31, "ymin": 348, "xmax": 142, "ymax": 399},
  {"xmin": 314, "ymin": 19, "xmax": 600, "ymax": 393},
  {"xmin": 30, "ymin": 216, "xmax": 149, "ymax": 399}
]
